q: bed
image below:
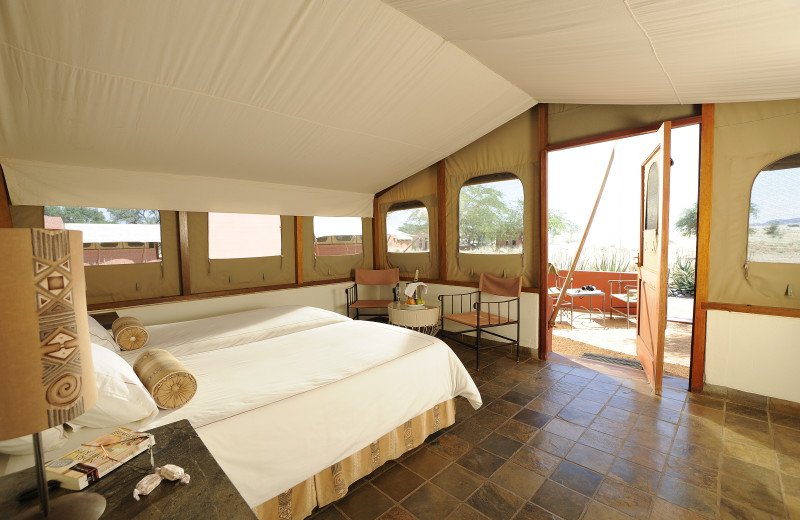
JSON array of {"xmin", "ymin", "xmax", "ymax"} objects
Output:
[{"xmin": 0, "ymin": 306, "xmax": 482, "ymax": 519}]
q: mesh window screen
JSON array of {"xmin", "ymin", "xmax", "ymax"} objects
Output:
[{"xmin": 747, "ymin": 153, "xmax": 800, "ymax": 264}]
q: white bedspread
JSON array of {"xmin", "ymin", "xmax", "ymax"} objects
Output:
[
  {"xmin": 147, "ymin": 319, "xmax": 481, "ymax": 506},
  {"xmin": 119, "ymin": 305, "xmax": 349, "ymax": 362}
]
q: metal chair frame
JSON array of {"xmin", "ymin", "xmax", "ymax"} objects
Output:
[
  {"xmin": 438, "ymin": 288, "xmax": 521, "ymax": 369},
  {"xmin": 608, "ymin": 279, "xmax": 638, "ymax": 328}
]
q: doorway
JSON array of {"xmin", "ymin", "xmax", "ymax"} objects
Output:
[{"xmin": 545, "ymin": 123, "xmax": 700, "ymax": 383}]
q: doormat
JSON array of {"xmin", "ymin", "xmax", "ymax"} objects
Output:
[{"xmin": 581, "ymin": 353, "xmax": 643, "ymax": 370}]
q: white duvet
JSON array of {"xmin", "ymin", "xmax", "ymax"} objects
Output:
[{"xmin": 146, "ymin": 318, "xmax": 481, "ymax": 506}]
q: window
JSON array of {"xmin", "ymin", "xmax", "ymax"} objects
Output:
[
  {"xmin": 747, "ymin": 153, "xmax": 800, "ymax": 264},
  {"xmin": 458, "ymin": 173, "xmax": 524, "ymax": 254},
  {"xmin": 386, "ymin": 202, "xmax": 429, "ymax": 253},
  {"xmin": 313, "ymin": 217, "xmax": 362, "ymax": 256},
  {"xmin": 208, "ymin": 213, "xmax": 282, "ymax": 259},
  {"xmin": 44, "ymin": 207, "xmax": 162, "ymax": 266}
]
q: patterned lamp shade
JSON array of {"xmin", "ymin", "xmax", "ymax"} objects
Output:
[{"xmin": 0, "ymin": 229, "xmax": 97, "ymax": 441}]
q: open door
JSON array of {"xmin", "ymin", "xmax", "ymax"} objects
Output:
[{"xmin": 637, "ymin": 122, "xmax": 671, "ymax": 395}]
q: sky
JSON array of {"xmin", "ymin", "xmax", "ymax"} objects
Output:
[
  {"xmin": 548, "ymin": 124, "xmax": 700, "ymax": 253},
  {"xmin": 750, "ymin": 167, "xmax": 800, "ymax": 224}
]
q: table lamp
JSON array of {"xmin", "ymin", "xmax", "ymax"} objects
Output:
[{"xmin": 0, "ymin": 229, "xmax": 105, "ymax": 519}]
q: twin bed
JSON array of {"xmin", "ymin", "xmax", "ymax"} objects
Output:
[{"xmin": 1, "ymin": 305, "xmax": 482, "ymax": 519}]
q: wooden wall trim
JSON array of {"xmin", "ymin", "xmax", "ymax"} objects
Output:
[
  {"xmin": 372, "ymin": 197, "xmax": 381, "ymax": 270},
  {"xmin": 437, "ymin": 160, "xmax": 447, "ymax": 280},
  {"xmin": 537, "ymin": 104, "xmax": 551, "ymax": 360},
  {"xmin": 294, "ymin": 216, "xmax": 303, "ymax": 284},
  {"xmin": 87, "ymin": 278, "xmax": 353, "ymax": 311},
  {"xmin": 0, "ymin": 165, "xmax": 11, "ymax": 228},
  {"xmin": 545, "ymin": 115, "xmax": 702, "ymax": 153},
  {"xmin": 690, "ymin": 104, "xmax": 714, "ymax": 392},
  {"xmin": 177, "ymin": 211, "xmax": 191, "ymax": 295},
  {"xmin": 702, "ymin": 302, "xmax": 800, "ymax": 319}
]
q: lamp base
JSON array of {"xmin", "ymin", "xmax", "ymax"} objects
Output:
[{"xmin": 15, "ymin": 492, "xmax": 106, "ymax": 520}]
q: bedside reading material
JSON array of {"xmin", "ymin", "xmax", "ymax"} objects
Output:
[{"xmin": 45, "ymin": 427, "xmax": 153, "ymax": 490}]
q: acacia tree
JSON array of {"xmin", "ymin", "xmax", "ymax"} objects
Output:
[
  {"xmin": 398, "ymin": 209, "xmax": 429, "ymax": 236},
  {"xmin": 548, "ymin": 210, "xmax": 578, "ymax": 238},
  {"xmin": 458, "ymin": 184, "xmax": 520, "ymax": 250},
  {"xmin": 106, "ymin": 209, "xmax": 160, "ymax": 224},
  {"xmin": 44, "ymin": 206, "xmax": 107, "ymax": 223}
]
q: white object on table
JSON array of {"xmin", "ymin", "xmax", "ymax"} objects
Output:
[
  {"xmin": 404, "ymin": 282, "xmax": 428, "ymax": 299},
  {"xmin": 387, "ymin": 301, "xmax": 440, "ymax": 336}
]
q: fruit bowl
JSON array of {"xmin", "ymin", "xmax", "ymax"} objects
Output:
[{"xmin": 404, "ymin": 303, "xmax": 426, "ymax": 310}]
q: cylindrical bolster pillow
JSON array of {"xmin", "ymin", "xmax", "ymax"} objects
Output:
[
  {"xmin": 112, "ymin": 316, "xmax": 149, "ymax": 351},
  {"xmin": 133, "ymin": 349, "xmax": 197, "ymax": 409}
]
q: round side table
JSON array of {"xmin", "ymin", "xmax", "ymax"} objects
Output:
[{"xmin": 387, "ymin": 302, "xmax": 441, "ymax": 336}]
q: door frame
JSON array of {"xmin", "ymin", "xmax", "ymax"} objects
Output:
[{"xmin": 538, "ymin": 110, "xmax": 713, "ymax": 392}]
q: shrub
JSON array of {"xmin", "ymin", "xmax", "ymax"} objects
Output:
[{"xmin": 669, "ymin": 256, "xmax": 696, "ymax": 295}]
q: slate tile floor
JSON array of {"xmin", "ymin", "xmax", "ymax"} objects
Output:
[{"xmin": 307, "ymin": 341, "xmax": 800, "ymax": 520}]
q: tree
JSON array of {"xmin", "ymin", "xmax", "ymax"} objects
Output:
[
  {"xmin": 765, "ymin": 221, "xmax": 783, "ymax": 238},
  {"xmin": 548, "ymin": 210, "xmax": 578, "ymax": 238},
  {"xmin": 106, "ymin": 209, "xmax": 160, "ymax": 224},
  {"xmin": 44, "ymin": 206, "xmax": 107, "ymax": 223},
  {"xmin": 458, "ymin": 184, "xmax": 519, "ymax": 250},
  {"xmin": 675, "ymin": 203, "xmax": 697, "ymax": 237},
  {"xmin": 398, "ymin": 209, "xmax": 429, "ymax": 236}
]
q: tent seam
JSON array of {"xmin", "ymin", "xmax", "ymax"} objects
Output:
[
  {"xmin": 621, "ymin": 0, "xmax": 683, "ymax": 105},
  {"xmin": 0, "ymin": 40, "xmax": 441, "ymax": 154}
]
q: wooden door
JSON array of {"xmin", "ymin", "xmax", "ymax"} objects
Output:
[{"xmin": 637, "ymin": 122, "xmax": 671, "ymax": 395}]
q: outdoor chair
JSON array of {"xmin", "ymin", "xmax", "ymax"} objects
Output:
[
  {"xmin": 439, "ymin": 273, "xmax": 522, "ymax": 369},
  {"xmin": 345, "ymin": 268, "xmax": 400, "ymax": 320},
  {"xmin": 547, "ymin": 263, "xmax": 573, "ymax": 328},
  {"xmin": 609, "ymin": 279, "xmax": 638, "ymax": 328}
]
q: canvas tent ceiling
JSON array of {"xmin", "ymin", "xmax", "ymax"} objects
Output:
[{"xmin": 2, "ymin": 1, "xmax": 799, "ymax": 217}]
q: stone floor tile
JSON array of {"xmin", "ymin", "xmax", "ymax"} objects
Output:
[
  {"xmin": 565, "ymin": 442, "xmax": 614, "ymax": 474},
  {"xmin": 599, "ymin": 405, "xmax": 638, "ymax": 424},
  {"xmin": 431, "ymin": 463, "xmax": 484, "ymax": 501},
  {"xmin": 308, "ymin": 506, "xmax": 348, "ymax": 520},
  {"xmin": 552, "ymin": 381, "xmax": 584, "ymax": 396},
  {"xmin": 664, "ymin": 456, "xmax": 718, "ymax": 491},
  {"xmin": 549, "ymin": 460, "xmax": 603, "ymax": 496},
  {"xmin": 772, "ymin": 411, "xmax": 800, "ymax": 431},
  {"xmin": 583, "ymin": 501, "xmax": 635, "ymax": 520},
  {"xmin": 446, "ymin": 504, "xmax": 490, "ymax": 520},
  {"xmin": 479, "ymin": 433, "xmax": 524, "ymax": 460},
  {"xmin": 336, "ymin": 483, "xmax": 394, "ymax": 520},
  {"xmin": 617, "ymin": 441, "xmax": 667, "ymax": 472},
  {"xmin": 456, "ymin": 447, "xmax": 507, "ymax": 478},
  {"xmin": 669, "ymin": 440, "xmax": 720, "ymax": 470},
  {"xmin": 577, "ymin": 388, "xmax": 614, "ymax": 405},
  {"xmin": 472, "ymin": 410, "xmax": 512, "ymax": 431},
  {"xmin": 727, "ymin": 388, "xmax": 768, "ymax": 409},
  {"xmin": 557, "ymin": 406, "xmax": 597, "ymax": 428},
  {"xmin": 718, "ymin": 497, "xmax": 781, "ymax": 520},
  {"xmin": 488, "ymin": 399, "xmax": 524, "ymax": 418},
  {"xmin": 784, "ymin": 473, "xmax": 800, "ymax": 499},
  {"xmin": 590, "ymin": 416, "xmax": 634, "ymax": 439},
  {"xmin": 372, "ymin": 463, "xmax": 426, "ymax": 501},
  {"xmin": 428, "ymin": 433, "xmax": 472, "ymax": 461},
  {"xmin": 674, "ymin": 425, "xmax": 723, "ymax": 451},
  {"xmin": 720, "ymin": 456, "xmax": 781, "ymax": 491},
  {"xmin": 726, "ymin": 402, "xmax": 769, "ymax": 422},
  {"xmin": 467, "ymin": 481, "xmax": 525, "ymax": 520},
  {"xmin": 495, "ymin": 419, "xmax": 538, "ymax": 444},
  {"xmin": 490, "ymin": 461, "xmax": 545, "ymax": 500},
  {"xmin": 594, "ymin": 478, "xmax": 654, "ymax": 520},
  {"xmin": 540, "ymin": 390, "xmax": 574, "ymax": 406},
  {"xmin": 480, "ymin": 382, "xmax": 513, "ymax": 399},
  {"xmin": 528, "ymin": 430, "xmax": 574, "ymax": 458},
  {"xmin": 615, "ymin": 385, "xmax": 651, "ymax": 403},
  {"xmin": 452, "ymin": 420, "xmax": 494, "ymax": 446},
  {"xmin": 721, "ymin": 473, "xmax": 786, "ymax": 517},
  {"xmin": 657, "ymin": 475, "xmax": 716, "ymax": 519},
  {"xmin": 577, "ymin": 428, "xmax": 624, "ymax": 455},
  {"xmin": 525, "ymin": 398, "xmax": 564, "ymax": 416},
  {"xmin": 512, "ymin": 502, "xmax": 557, "ymax": 520},
  {"xmin": 723, "ymin": 439, "xmax": 777, "ymax": 469},
  {"xmin": 510, "ymin": 445, "xmax": 561, "ymax": 478},
  {"xmin": 608, "ymin": 396, "xmax": 647, "ymax": 414},
  {"xmin": 502, "ymin": 390, "xmax": 535, "ymax": 408},
  {"xmin": 627, "ymin": 429, "xmax": 674, "ymax": 453},
  {"xmin": 530, "ymin": 480, "xmax": 589, "ymax": 520},
  {"xmin": 567, "ymin": 397, "xmax": 603, "ymax": 415},
  {"xmin": 378, "ymin": 506, "xmax": 417, "ymax": 520},
  {"xmin": 649, "ymin": 498, "xmax": 707, "ymax": 520},
  {"xmin": 401, "ymin": 482, "xmax": 461, "ymax": 520},
  {"xmin": 543, "ymin": 417, "xmax": 586, "ymax": 441},
  {"xmin": 607, "ymin": 457, "xmax": 661, "ymax": 494},
  {"xmin": 513, "ymin": 409, "xmax": 552, "ymax": 429},
  {"xmin": 633, "ymin": 414, "xmax": 678, "ymax": 438},
  {"xmin": 402, "ymin": 447, "xmax": 451, "ymax": 479}
]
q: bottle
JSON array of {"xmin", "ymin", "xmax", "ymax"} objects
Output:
[{"xmin": 413, "ymin": 269, "xmax": 419, "ymax": 282}]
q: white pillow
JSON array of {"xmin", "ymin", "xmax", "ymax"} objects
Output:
[
  {"xmin": 68, "ymin": 344, "xmax": 159, "ymax": 429},
  {"xmin": 87, "ymin": 315, "xmax": 119, "ymax": 352},
  {"xmin": 0, "ymin": 426, "xmax": 67, "ymax": 455}
]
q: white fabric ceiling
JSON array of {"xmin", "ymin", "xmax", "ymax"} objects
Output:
[{"xmin": 2, "ymin": 1, "xmax": 799, "ymax": 217}]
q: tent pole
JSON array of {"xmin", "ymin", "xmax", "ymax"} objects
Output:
[{"xmin": 548, "ymin": 148, "xmax": 615, "ymax": 328}]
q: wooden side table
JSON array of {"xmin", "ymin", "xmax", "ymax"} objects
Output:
[
  {"xmin": 387, "ymin": 302, "xmax": 441, "ymax": 335},
  {"xmin": 0, "ymin": 420, "xmax": 255, "ymax": 519}
]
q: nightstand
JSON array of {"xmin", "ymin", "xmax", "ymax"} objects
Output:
[{"xmin": 0, "ymin": 420, "xmax": 256, "ymax": 519}]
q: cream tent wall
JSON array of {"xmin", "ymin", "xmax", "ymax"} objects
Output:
[{"xmin": 709, "ymin": 99, "xmax": 800, "ymax": 307}]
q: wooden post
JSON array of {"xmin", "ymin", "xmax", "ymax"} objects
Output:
[
  {"xmin": 294, "ymin": 216, "xmax": 304, "ymax": 284},
  {"xmin": 690, "ymin": 104, "xmax": 714, "ymax": 392},
  {"xmin": 437, "ymin": 160, "xmax": 447, "ymax": 280},
  {"xmin": 537, "ymin": 105, "xmax": 551, "ymax": 360},
  {"xmin": 177, "ymin": 211, "xmax": 191, "ymax": 295},
  {"xmin": 0, "ymin": 165, "xmax": 11, "ymax": 228},
  {"xmin": 548, "ymin": 148, "xmax": 616, "ymax": 328}
]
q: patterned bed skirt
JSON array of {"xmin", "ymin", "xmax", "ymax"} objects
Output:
[{"xmin": 252, "ymin": 398, "xmax": 456, "ymax": 520}]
